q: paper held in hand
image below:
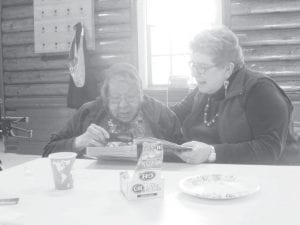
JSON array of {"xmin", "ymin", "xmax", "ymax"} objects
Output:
[
  {"xmin": 86, "ymin": 144, "xmax": 138, "ymax": 161},
  {"xmin": 120, "ymin": 141, "xmax": 164, "ymax": 200}
]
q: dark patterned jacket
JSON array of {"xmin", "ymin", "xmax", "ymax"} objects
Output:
[{"xmin": 43, "ymin": 95, "xmax": 183, "ymax": 158}]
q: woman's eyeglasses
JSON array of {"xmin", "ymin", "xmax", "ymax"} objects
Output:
[{"xmin": 189, "ymin": 61, "xmax": 216, "ymax": 76}]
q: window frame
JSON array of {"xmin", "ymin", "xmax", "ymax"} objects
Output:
[{"xmin": 137, "ymin": 0, "xmax": 224, "ymax": 89}]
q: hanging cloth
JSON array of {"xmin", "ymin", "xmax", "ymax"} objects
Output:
[
  {"xmin": 67, "ymin": 22, "xmax": 98, "ymax": 109},
  {"xmin": 69, "ymin": 22, "xmax": 85, "ymax": 87}
]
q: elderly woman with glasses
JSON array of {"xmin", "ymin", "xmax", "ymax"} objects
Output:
[
  {"xmin": 43, "ymin": 63, "xmax": 182, "ymax": 158},
  {"xmin": 171, "ymin": 26, "xmax": 294, "ymax": 164}
]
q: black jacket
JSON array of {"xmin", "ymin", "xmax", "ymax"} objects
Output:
[
  {"xmin": 43, "ymin": 95, "xmax": 183, "ymax": 158},
  {"xmin": 172, "ymin": 67, "xmax": 295, "ymax": 164}
]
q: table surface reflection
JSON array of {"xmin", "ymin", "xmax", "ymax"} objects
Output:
[{"xmin": 0, "ymin": 158, "xmax": 299, "ymax": 225}]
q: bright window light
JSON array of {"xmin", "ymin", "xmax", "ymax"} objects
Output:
[{"xmin": 146, "ymin": 0, "xmax": 221, "ymax": 86}]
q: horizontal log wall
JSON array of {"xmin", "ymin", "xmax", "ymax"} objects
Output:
[
  {"xmin": 230, "ymin": 0, "xmax": 300, "ymax": 102},
  {"xmin": 1, "ymin": 0, "xmax": 137, "ymax": 154}
]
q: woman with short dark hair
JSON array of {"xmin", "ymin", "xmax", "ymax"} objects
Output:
[{"xmin": 43, "ymin": 63, "xmax": 182, "ymax": 158}]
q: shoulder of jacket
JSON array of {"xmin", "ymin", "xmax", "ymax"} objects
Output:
[
  {"xmin": 75, "ymin": 98, "xmax": 104, "ymax": 117},
  {"xmin": 142, "ymin": 95, "xmax": 163, "ymax": 117},
  {"xmin": 242, "ymin": 69, "xmax": 272, "ymax": 91},
  {"xmin": 142, "ymin": 94, "xmax": 176, "ymax": 123},
  {"xmin": 142, "ymin": 95, "xmax": 164, "ymax": 110}
]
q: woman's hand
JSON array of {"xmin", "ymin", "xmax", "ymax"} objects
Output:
[
  {"xmin": 176, "ymin": 141, "xmax": 213, "ymax": 164},
  {"xmin": 73, "ymin": 123, "xmax": 109, "ymax": 150}
]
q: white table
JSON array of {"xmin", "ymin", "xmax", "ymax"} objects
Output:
[
  {"xmin": 0, "ymin": 153, "xmax": 39, "ymax": 169},
  {"xmin": 0, "ymin": 158, "xmax": 299, "ymax": 225}
]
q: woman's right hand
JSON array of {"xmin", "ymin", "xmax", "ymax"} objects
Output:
[
  {"xmin": 175, "ymin": 141, "xmax": 212, "ymax": 164},
  {"xmin": 73, "ymin": 123, "xmax": 110, "ymax": 150}
]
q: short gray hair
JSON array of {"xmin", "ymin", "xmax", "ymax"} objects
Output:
[
  {"xmin": 190, "ymin": 26, "xmax": 244, "ymax": 69},
  {"xmin": 100, "ymin": 63, "xmax": 143, "ymax": 103}
]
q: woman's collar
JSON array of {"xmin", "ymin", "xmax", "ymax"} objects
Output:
[{"xmin": 208, "ymin": 65, "xmax": 245, "ymax": 100}]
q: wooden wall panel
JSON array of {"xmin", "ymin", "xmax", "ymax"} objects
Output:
[
  {"xmin": 4, "ymin": 45, "xmax": 38, "ymax": 58},
  {"xmin": 243, "ymin": 45, "xmax": 300, "ymax": 61},
  {"xmin": 95, "ymin": 39, "xmax": 133, "ymax": 53},
  {"xmin": 230, "ymin": 0, "xmax": 300, "ymax": 100},
  {"xmin": 3, "ymin": 58, "xmax": 68, "ymax": 71},
  {"xmin": 1, "ymin": 0, "xmax": 137, "ymax": 155},
  {"xmin": 232, "ymin": 0, "xmax": 300, "ymax": 15},
  {"xmin": 2, "ymin": 18, "xmax": 33, "ymax": 33},
  {"xmin": 0, "ymin": 0, "xmax": 5, "ymax": 120},
  {"xmin": 247, "ymin": 60, "xmax": 300, "ymax": 73},
  {"xmin": 4, "ymin": 70, "xmax": 69, "ymax": 84},
  {"xmin": 5, "ymin": 84, "xmax": 68, "ymax": 97},
  {"xmin": 2, "ymin": 32, "xmax": 33, "ymax": 46},
  {"xmin": 232, "ymin": 12, "xmax": 300, "ymax": 30},
  {"xmin": 2, "ymin": 0, "xmax": 32, "ymax": 7},
  {"xmin": 5, "ymin": 97, "xmax": 67, "ymax": 109},
  {"xmin": 89, "ymin": 53, "xmax": 132, "ymax": 68},
  {"xmin": 95, "ymin": 24, "xmax": 131, "ymax": 39},
  {"xmin": 95, "ymin": 0, "xmax": 130, "ymax": 11},
  {"xmin": 2, "ymin": 5, "xmax": 33, "ymax": 19},
  {"xmin": 96, "ymin": 10, "xmax": 131, "ymax": 25},
  {"xmin": 236, "ymin": 29, "xmax": 300, "ymax": 46},
  {"xmin": 2, "ymin": 13, "xmax": 131, "ymax": 33},
  {"xmin": 2, "ymin": 38, "xmax": 133, "ymax": 58}
]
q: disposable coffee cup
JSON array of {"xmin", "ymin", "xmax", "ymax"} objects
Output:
[{"xmin": 48, "ymin": 152, "xmax": 77, "ymax": 190}]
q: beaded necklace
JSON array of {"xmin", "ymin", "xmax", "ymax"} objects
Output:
[
  {"xmin": 107, "ymin": 113, "xmax": 146, "ymax": 138},
  {"xmin": 203, "ymin": 97, "xmax": 219, "ymax": 127}
]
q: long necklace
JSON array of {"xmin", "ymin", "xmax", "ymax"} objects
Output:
[{"xmin": 203, "ymin": 97, "xmax": 219, "ymax": 127}]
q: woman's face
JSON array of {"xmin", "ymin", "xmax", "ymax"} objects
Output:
[
  {"xmin": 190, "ymin": 53, "xmax": 229, "ymax": 94},
  {"xmin": 108, "ymin": 77, "xmax": 141, "ymax": 123}
]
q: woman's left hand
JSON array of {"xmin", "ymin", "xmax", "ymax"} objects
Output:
[{"xmin": 176, "ymin": 141, "xmax": 213, "ymax": 164}]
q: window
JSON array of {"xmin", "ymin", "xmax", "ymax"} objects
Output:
[{"xmin": 137, "ymin": 0, "xmax": 222, "ymax": 88}]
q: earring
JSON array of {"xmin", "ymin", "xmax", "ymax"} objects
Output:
[{"xmin": 223, "ymin": 80, "xmax": 229, "ymax": 97}]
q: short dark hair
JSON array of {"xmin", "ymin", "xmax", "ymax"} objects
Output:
[{"xmin": 100, "ymin": 63, "xmax": 143, "ymax": 103}]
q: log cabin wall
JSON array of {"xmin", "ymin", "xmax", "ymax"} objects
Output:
[
  {"xmin": 1, "ymin": 0, "xmax": 137, "ymax": 154},
  {"xmin": 229, "ymin": 0, "xmax": 300, "ymax": 121}
]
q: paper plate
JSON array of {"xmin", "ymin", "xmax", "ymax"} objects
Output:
[{"xmin": 179, "ymin": 174, "xmax": 260, "ymax": 200}]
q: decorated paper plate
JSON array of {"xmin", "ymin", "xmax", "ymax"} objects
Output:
[{"xmin": 179, "ymin": 174, "xmax": 260, "ymax": 200}]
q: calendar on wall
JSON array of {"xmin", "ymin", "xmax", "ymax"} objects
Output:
[{"xmin": 33, "ymin": 0, "xmax": 95, "ymax": 53}]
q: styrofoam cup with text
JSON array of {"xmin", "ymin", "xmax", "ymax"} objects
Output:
[{"xmin": 48, "ymin": 152, "xmax": 77, "ymax": 190}]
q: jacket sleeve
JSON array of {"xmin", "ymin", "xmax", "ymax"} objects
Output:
[
  {"xmin": 213, "ymin": 80, "xmax": 291, "ymax": 164},
  {"xmin": 42, "ymin": 107, "xmax": 87, "ymax": 157},
  {"xmin": 142, "ymin": 95, "xmax": 184, "ymax": 145},
  {"xmin": 157, "ymin": 102, "xmax": 185, "ymax": 162},
  {"xmin": 170, "ymin": 88, "xmax": 197, "ymax": 124},
  {"xmin": 158, "ymin": 103, "xmax": 184, "ymax": 144}
]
